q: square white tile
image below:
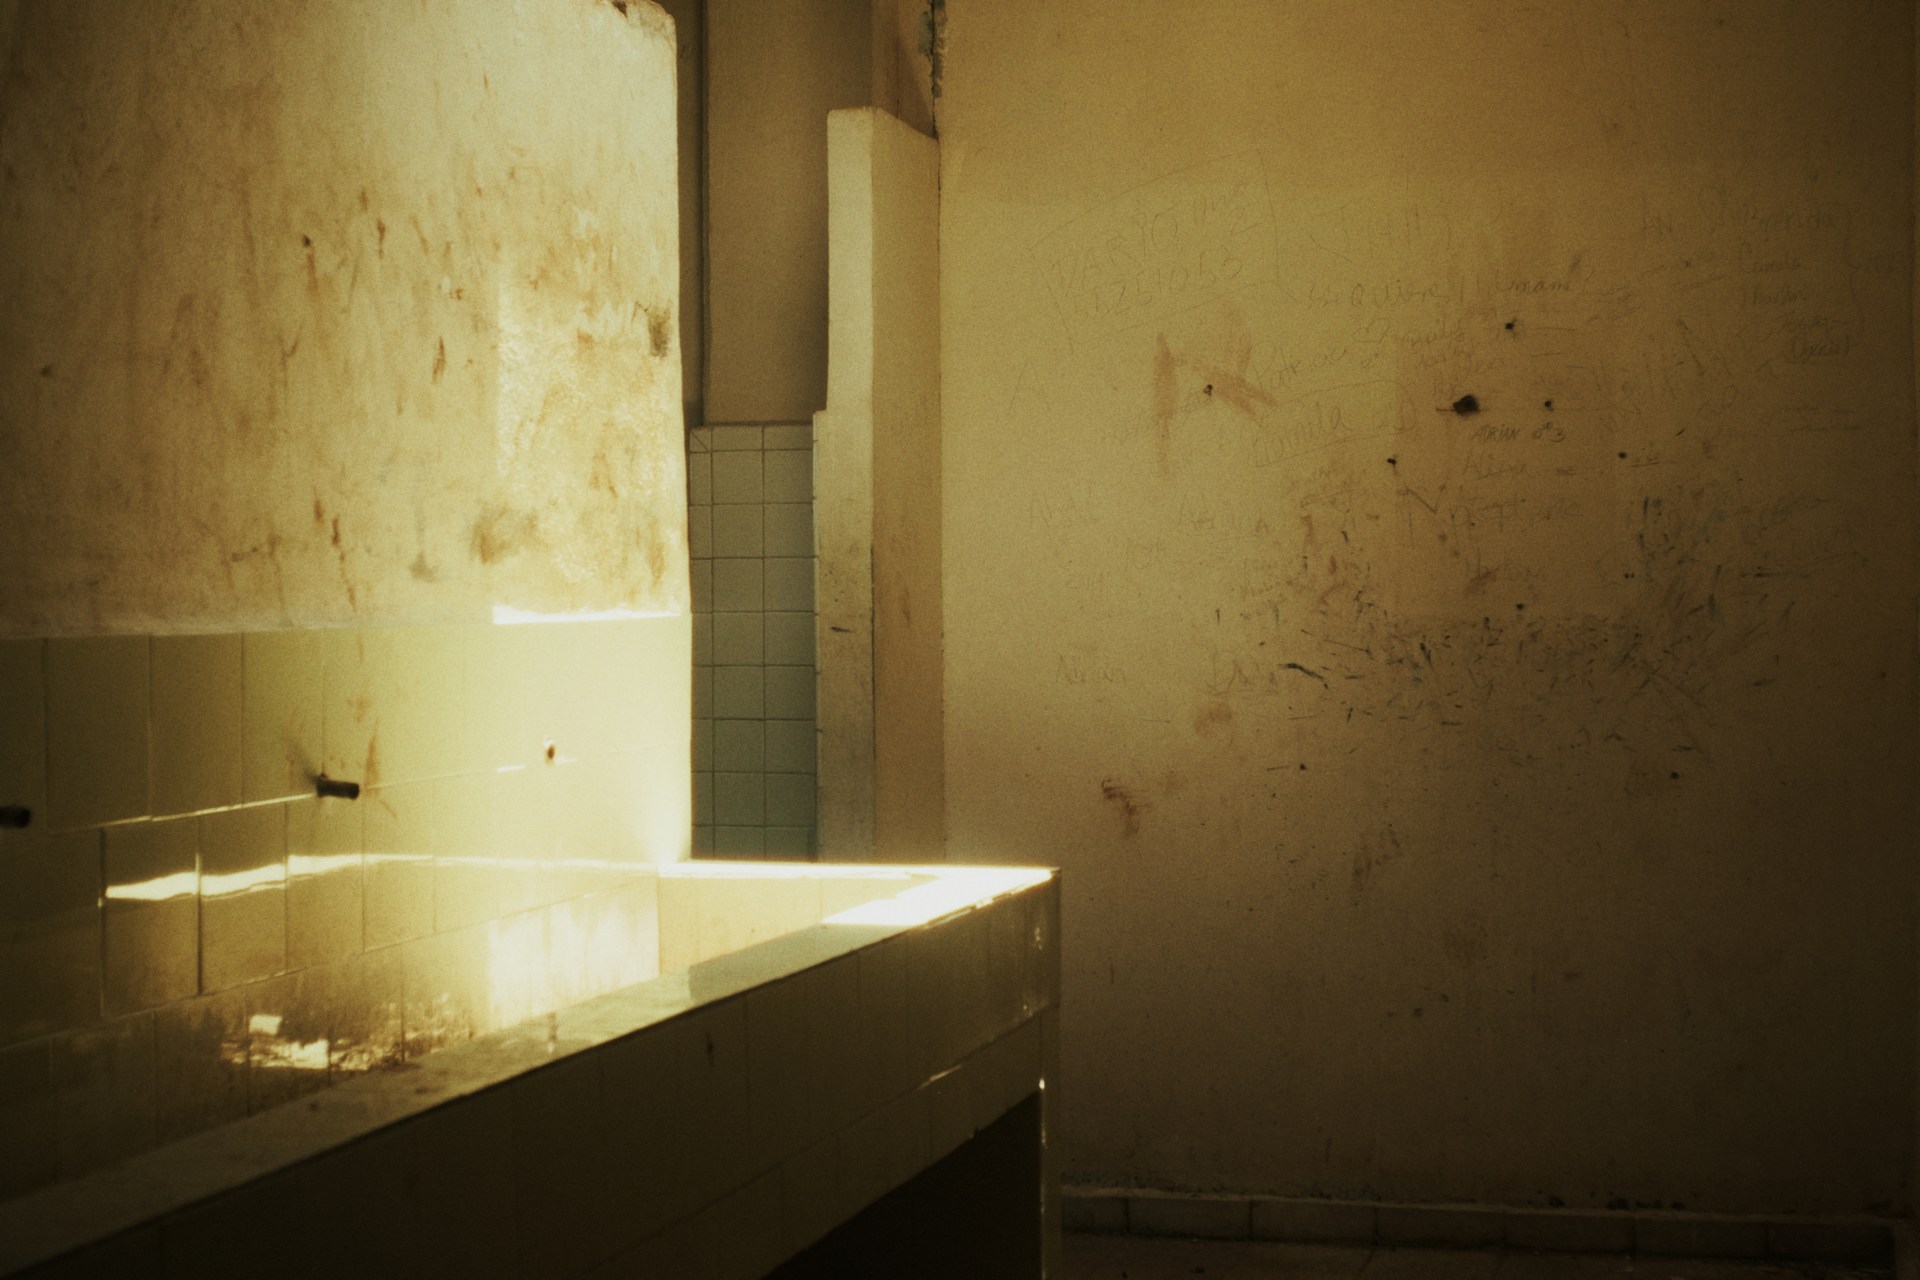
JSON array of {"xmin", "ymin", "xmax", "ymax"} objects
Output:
[
  {"xmin": 763, "ymin": 450, "xmax": 812, "ymax": 502},
  {"xmin": 745, "ymin": 975, "xmax": 815, "ymax": 1166},
  {"xmin": 764, "ymin": 613, "xmax": 814, "ymax": 666},
  {"xmin": 763, "ymin": 826, "xmax": 812, "ymax": 858},
  {"xmin": 0, "ymin": 828, "xmax": 102, "ymax": 1046},
  {"xmin": 404, "ymin": 1085, "xmax": 518, "ymax": 1276},
  {"xmin": 691, "ymin": 612, "xmax": 713, "ymax": 667},
  {"xmin": 763, "ymin": 720, "xmax": 816, "ymax": 774},
  {"xmin": 687, "ymin": 504, "xmax": 713, "ymax": 560},
  {"xmin": 712, "ymin": 614, "xmax": 764, "ymax": 666},
  {"xmin": 713, "ymin": 720, "xmax": 765, "ymax": 772},
  {"xmin": 713, "ymin": 771, "xmax": 764, "ymax": 825},
  {"xmin": 764, "ymin": 773, "xmax": 816, "ymax": 827},
  {"xmin": 706, "ymin": 425, "xmax": 763, "ymax": 452},
  {"xmin": 286, "ymin": 795, "xmax": 365, "ymax": 970},
  {"xmin": 692, "ymin": 667, "xmax": 714, "ymax": 720},
  {"xmin": 0, "ymin": 639, "xmax": 47, "ymax": 826},
  {"xmin": 152, "ymin": 988, "xmax": 248, "ymax": 1142},
  {"xmin": 45, "ymin": 635, "xmax": 149, "ymax": 829},
  {"xmin": 711, "ymin": 452, "xmax": 763, "ymax": 503},
  {"xmin": 150, "ymin": 633, "xmax": 243, "ymax": 818},
  {"xmin": 763, "ymin": 503, "xmax": 813, "ymax": 557},
  {"xmin": 764, "ymin": 667, "xmax": 815, "ymax": 719},
  {"xmin": 52, "ymin": 1015, "xmax": 156, "ymax": 1179},
  {"xmin": 711, "ymin": 504, "xmax": 763, "ymax": 558},
  {"xmin": 327, "ymin": 625, "xmax": 467, "ymax": 789},
  {"xmin": 198, "ymin": 803, "xmax": 288, "ymax": 991},
  {"xmin": 713, "ymin": 667, "xmax": 765, "ymax": 719},
  {"xmin": 763, "ymin": 424, "xmax": 812, "ymax": 450},
  {"xmin": 687, "ymin": 452, "xmax": 713, "ymax": 505},
  {"xmin": 363, "ymin": 781, "xmax": 434, "ymax": 950},
  {"xmin": 763, "ymin": 558, "xmax": 814, "ymax": 612},
  {"xmin": 714, "ymin": 825, "xmax": 764, "ymax": 856},
  {"xmin": 510, "ymin": 1053, "xmax": 616, "ymax": 1275},
  {"xmin": 712, "ymin": 560, "xmax": 763, "ymax": 613},
  {"xmin": 241, "ymin": 630, "xmax": 324, "ymax": 804},
  {"xmin": 103, "ymin": 818, "xmax": 199, "ymax": 1017}
]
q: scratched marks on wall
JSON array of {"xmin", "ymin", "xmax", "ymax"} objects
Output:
[
  {"xmin": 0, "ymin": 3, "xmax": 687, "ymax": 635},
  {"xmin": 1014, "ymin": 168, "xmax": 1905, "ymax": 781},
  {"xmin": 1033, "ymin": 152, "xmax": 1279, "ymax": 348}
]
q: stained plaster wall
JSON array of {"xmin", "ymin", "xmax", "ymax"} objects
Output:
[
  {"xmin": 0, "ymin": 0, "xmax": 686, "ymax": 636},
  {"xmin": 657, "ymin": 0, "xmax": 705, "ymax": 426},
  {"xmin": 939, "ymin": 1, "xmax": 1918, "ymax": 1215},
  {"xmin": 0, "ymin": 0, "xmax": 693, "ymax": 1194}
]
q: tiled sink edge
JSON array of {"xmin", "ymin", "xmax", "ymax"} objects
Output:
[{"xmin": 0, "ymin": 872, "xmax": 1061, "ymax": 1278}]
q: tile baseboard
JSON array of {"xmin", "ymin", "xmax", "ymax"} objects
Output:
[{"xmin": 1061, "ymin": 1187, "xmax": 1896, "ymax": 1265}]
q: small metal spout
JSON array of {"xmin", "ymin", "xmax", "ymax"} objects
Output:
[{"xmin": 314, "ymin": 775, "xmax": 361, "ymax": 801}]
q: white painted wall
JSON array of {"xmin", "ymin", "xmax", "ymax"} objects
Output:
[
  {"xmin": 817, "ymin": 108, "xmax": 943, "ymax": 861},
  {"xmin": 703, "ymin": 0, "xmax": 869, "ymax": 425},
  {"xmin": 939, "ymin": 0, "xmax": 1917, "ymax": 1216}
]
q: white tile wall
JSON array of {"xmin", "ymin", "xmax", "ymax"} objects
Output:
[
  {"xmin": 0, "ymin": 614, "xmax": 692, "ymax": 1203},
  {"xmin": 44, "ymin": 637, "xmax": 149, "ymax": 830},
  {"xmin": 239, "ymin": 629, "xmax": 325, "ymax": 805},
  {"xmin": 149, "ymin": 635, "xmax": 242, "ymax": 818},
  {"xmin": 689, "ymin": 423, "xmax": 817, "ymax": 859},
  {"xmin": 102, "ymin": 819, "xmax": 198, "ymax": 1017}
]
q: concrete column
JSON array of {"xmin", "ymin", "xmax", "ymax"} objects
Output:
[{"xmin": 815, "ymin": 107, "xmax": 943, "ymax": 860}]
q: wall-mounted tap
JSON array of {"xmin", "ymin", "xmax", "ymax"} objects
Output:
[{"xmin": 314, "ymin": 775, "xmax": 362, "ymax": 801}]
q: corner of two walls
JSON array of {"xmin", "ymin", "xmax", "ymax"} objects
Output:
[
  {"xmin": 696, "ymin": 0, "xmax": 942, "ymax": 863},
  {"xmin": 0, "ymin": 0, "xmax": 691, "ymax": 1197},
  {"xmin": 938, "ymin": 0, "xmax": 1917, "ymax": 1220},
  {"xmin": 814, "ymin": 107, "xmax": 944, "ymax": 862}
]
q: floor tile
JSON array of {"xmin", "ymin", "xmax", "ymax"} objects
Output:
[
  {"xmin": 1494, "ymin": 1253, "xmax": 1635, "ymax": 1279},
  {"xmin": 1364, "ymin": 1247, "xmax": 1503, "ymax": 1279},
  {"xmin": 1061, "ymin": 1238, "xmax": 1890, "ymax": 1280},
  {"xmin": 1062, "ymin": 1234, "xmax": 1371, "ymax": 1279},
  {"xmin": 1631, "ymin": 1260, "xmax": 1867, "ymax": 1280}
]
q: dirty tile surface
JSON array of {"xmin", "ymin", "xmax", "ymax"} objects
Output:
[{"xmin": 1060, "ymin": 1235, "xmax": 1892, "ymax": 1280}]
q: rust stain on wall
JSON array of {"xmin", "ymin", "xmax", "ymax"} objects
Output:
[
  {"xmin": 645, "ymin": 303, "xmax": 672, "ymax": 357},
  {"xmin": 1193, "ymin": 699, "xmax": 1234, "ymax": 737},
  {"xmin": 469, "ymin": 505, "xmax": 537, "ymax": 566},
  {"xmin": 1100, "ymin": 778, "xmax": 1147, "ymax": 836}
]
